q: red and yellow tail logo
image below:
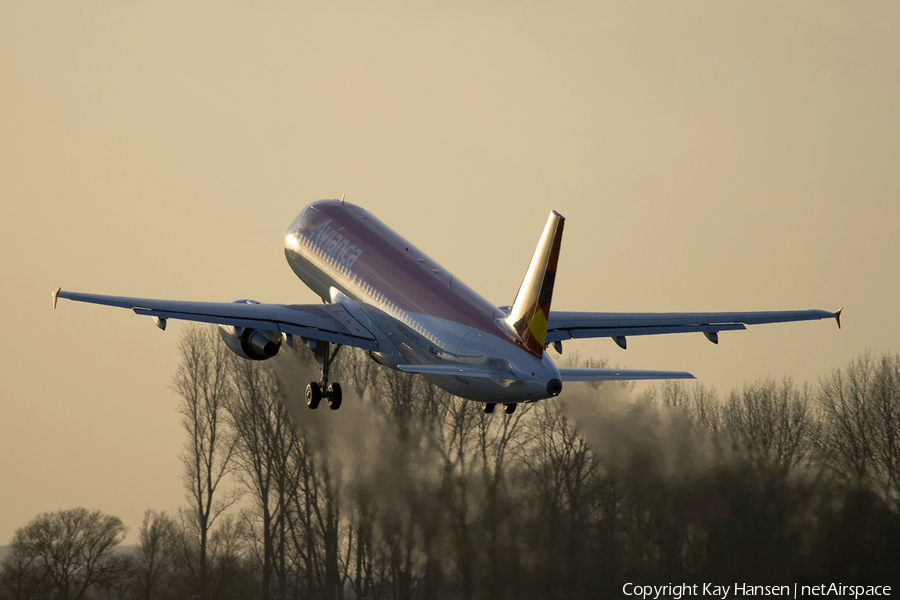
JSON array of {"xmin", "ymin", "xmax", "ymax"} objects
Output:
[{"xmin": 506, "ymin": 211, "xmax": 564, "ymax": 357}]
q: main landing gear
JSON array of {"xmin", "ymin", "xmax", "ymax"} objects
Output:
[
  {"xmin": 481, "ymin": 403, "xmax": 517, "ymax": 415},
  {"xmin": 305, "ymin": 340, "xmax": 343, "ymax": 410}
]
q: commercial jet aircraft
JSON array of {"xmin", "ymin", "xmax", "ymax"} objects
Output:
[{"xmin": 53, "ymin": 200, "xmax": 841, "ymax": 414}]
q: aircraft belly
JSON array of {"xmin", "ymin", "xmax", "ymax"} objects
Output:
[{"xmin": 382, "ymin": 313, "xmax": 554, "ymax": 403}]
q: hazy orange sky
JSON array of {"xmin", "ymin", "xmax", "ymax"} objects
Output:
[{"xmin": 2, "ymin": 1, "xmax": 898, "ymax": 545}]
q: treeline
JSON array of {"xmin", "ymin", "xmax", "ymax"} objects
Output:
[{"xmin": 2, "ymin": 327, "xmax": 899, "ymax": 599}]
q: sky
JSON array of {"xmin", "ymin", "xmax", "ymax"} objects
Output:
[{"xmin": 1, "ymin": 0, "xmax": 898, "ymax": 546}]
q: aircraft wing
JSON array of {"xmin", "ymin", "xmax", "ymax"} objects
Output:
[
  {"xmin": 53, "ymin": 289, "xmax": 379, "ymax": 351},
  {"xmin": 546, "ymin": 309, "xmax": 841, "ymax": 347}
]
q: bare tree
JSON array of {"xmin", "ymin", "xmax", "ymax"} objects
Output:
[
  {"xmin": 657, "ymin": 380, "xmax": 723, "ymax": 432},
  {"xmin": 173, "ymin": 324, "xmax": 239, "ymax": 598},
  {"xmin": 226, "ymin": 355, "xmax": 296, "ymax": 600},
  {"xmin": 522, "ymin": 402, "xmax": 608, "ymax": 596},
  {"xmin": 206, "ymin": 514, "xmax": 258, "ymax": 600},
  {"xmin": 285, "ymin": 432, "xmax": 322, "ymax": 600},
  {"xmin": 868, "ymin": 352, "xmax": 900, "ymax": 507},
  {"xmin": 722, "ymin": 378, "xmax": 818, "ymax": 474},
  {"xmin": 430, "ymin": 395, "xmax": 478, "ymax": 600},
  {"xmin": 1, "ymin": 508, "xmax": 127, "ymax": 600},
  {"xmin": 818, "ymin": 353, "xmax": 878, "ymax": 488},
  {"xmin": 476, "ymin": 402, "xmax": 530, "ymax": 598},
  {"xmin": 818, "ymin": 352, "xmax": 900, "ymax": 506},
  {"xmin": 0, "ymin": 536, "xmax": 52, "ymax": 600},
  {"xmin": 132, "ymin": 509, "xmax": 178, "ymax": 600},
  {"xmin": 282, "ymin": 435, "xmax": 349, "ymax": 600}
]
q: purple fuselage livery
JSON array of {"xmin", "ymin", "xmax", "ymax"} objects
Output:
[{"xmin": 284, "ymin": 200, "xmax": 562, "ymax": 402}]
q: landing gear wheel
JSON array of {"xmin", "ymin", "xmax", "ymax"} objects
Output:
[
  {"xmin": 327, "ymin": 383, "xmax": 342, "ymax": 410},
  {"xmin": 504, "ymin": 403, "xmax": 517, "ymax": 414},
  {"xmin": 306, "ymin": 382, "xmax": 321, "ymax": 409},
  {"xmin": 482, "ymin": 402, "xmax": 495, "ymax": 414}
]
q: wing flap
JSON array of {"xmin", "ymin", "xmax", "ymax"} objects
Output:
[{"xmin": 55, "ymin": 290, "xmax": 379, "ymax": 351}]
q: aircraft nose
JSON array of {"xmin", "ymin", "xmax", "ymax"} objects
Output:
[{"xmin": 546, "ymin": 378, "xmax": 562, "ymax": 397}]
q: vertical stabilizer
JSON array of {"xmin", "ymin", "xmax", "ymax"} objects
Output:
[{"xmin": 506, "ymin": 211, "xmax": 565, "ymax": 357}]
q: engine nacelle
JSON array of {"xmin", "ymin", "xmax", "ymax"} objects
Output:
[{"xmin": 218, "ymin": 325, "xmax": 283, "ymax": 361}]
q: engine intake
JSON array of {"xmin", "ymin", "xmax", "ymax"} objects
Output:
[{"xmin": 218, "ymin": 325, "xmax": 283, "ymax": 361}]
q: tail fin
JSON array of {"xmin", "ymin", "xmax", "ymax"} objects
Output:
[{"xmin": 506, "ymin": 211, "xmax": 565, "ymax": 357}]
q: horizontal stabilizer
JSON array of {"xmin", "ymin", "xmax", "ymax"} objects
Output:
[
  {"xmin": 396, "ymin": 364, "xmax": 504, "ymax": 379},
  {"xmin": 558, "ymin": 367, "xmax": 695, "ymax": 382}
]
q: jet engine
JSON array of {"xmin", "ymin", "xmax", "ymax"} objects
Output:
[{"xmin": 218, "ymin": 325, "xmax": 283, "ymax": 361}]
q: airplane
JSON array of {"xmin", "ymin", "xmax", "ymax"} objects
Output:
[{"xmin": 53, "ymin": 199, "xmax": 841, "ymax": 415}]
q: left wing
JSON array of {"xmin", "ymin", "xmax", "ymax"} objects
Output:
[
  {"xmin": 546, "ymin": 308, "xmax": 841, "ymax": 348},
  {"xmin": 53, "ymin": 289, "xmax": 379, "ymax": 351}
]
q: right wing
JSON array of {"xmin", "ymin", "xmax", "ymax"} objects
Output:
[
  {"xmin": 53, "ymin": 289, "xmax": 379, "ymax": 351},
  {"xmin": 546, "ymin": 309, "xmax": 841, "ymax": 347}
]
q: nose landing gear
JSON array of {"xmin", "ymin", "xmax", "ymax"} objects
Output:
[{"xmin": 305, "ymin": 340, "xmax": 343, "ymax": 410}]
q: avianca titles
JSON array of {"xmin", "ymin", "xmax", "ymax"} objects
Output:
[{"xmin": 53, "ymin": 200, "xmax": 841, "ymax": 415}]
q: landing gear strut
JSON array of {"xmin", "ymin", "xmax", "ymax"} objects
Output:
[{"xmin": 305, "ymin": 340, "xmax": 343, "ymax": 410}]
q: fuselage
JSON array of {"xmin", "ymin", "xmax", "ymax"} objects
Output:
[{"xmin": 283, "ymin": 200, "xmax": 561, "ymax": 403}]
